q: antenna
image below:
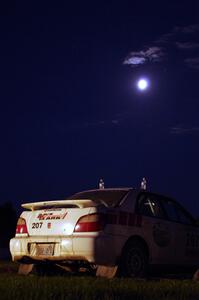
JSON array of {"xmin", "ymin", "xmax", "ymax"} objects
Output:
[
  {"xmin": 141, "ymin": 177, "xmax": 147, "ymax": 190},
  {"xmin": 99, "ymin": 178, "xmax": 105, "ymax": 189}
]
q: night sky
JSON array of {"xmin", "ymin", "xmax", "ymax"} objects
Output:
[{"xmin": 1, "ymin": 1, "xmax": 199, "ymax": 215}]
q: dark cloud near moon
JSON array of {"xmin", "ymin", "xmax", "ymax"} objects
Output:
[
  {"xmin": 123, "ymin": 24, "xmax": 199, "ymax": 70},
  {"xmin": 170, "ymin": 125, "xmax": 199, "ymax": 135},
  {"xmin": 123, "ymin": 47, "xmax": 166, "ymax": 66}
]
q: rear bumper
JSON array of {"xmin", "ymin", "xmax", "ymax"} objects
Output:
[{"xmin": 10, "ymin": 234, "xmax": 118, "ymax": 266}]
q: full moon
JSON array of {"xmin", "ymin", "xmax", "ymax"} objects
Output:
[{"xmin": 137, "ymin": 78, "xmax": 149, "ymax": 91}]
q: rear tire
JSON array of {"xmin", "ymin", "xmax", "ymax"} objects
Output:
[{"xmin": 119, "ymin": 240, "xmax": 148, "ymax": 278}]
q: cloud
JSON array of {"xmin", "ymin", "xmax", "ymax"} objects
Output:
[
  {"xmin": 184, "ymin": 57, "xmax": 199, "ymax": 70},
  {"xmin": 80, "ymin": 118, "xmax": 120, "ymax": 129},
  {"xmin": 124, "ymin": 24, "xmax": 199, "ymax": 70},
  {"xmin": 123, "ymin": 47, "xmax": 165, "ymax": 66},
  {"xmin": 123, "ymin": 56, "xmax": 146, "ymax": 66},
  {"xmin": 111, "ymin": 120, "xmax": 119, "ymax": 125},
  {"xmin": 157, "ymin": 25, "xmax": 199, "ymax": 43},
  {"xmin": 170, "ymin": 126, "xmax": 199, "ymax": 135},
  {"xmin": 175, "ymin": 42, "xmax": 199, "ymax": 50},
  {"xmin": 173, "ymin": 24, "xmax": 199, "ymax": 34}
]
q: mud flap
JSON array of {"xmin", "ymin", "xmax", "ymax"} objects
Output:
[
  {"xmin": 96, "ymin": 265, "xmax": 118, "ymax": 279},
  {"xmin": 18, "ymin": 264, "xmax": 34, "ymax": 275},
  {"xmin": 193, "ymin": 269, "xmax": 199, "ymax": 281}
]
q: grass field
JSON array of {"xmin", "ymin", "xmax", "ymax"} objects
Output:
[{"xmin": 0, "ymin": 262, "xmax": 199, "ymax": 300}]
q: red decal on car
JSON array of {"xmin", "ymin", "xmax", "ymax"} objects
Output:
[{"xmin": 37, "ymin": 212, "xmax": 67, "ymax": 220}]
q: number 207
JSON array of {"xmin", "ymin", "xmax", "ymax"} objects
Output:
[{"xmin": 32, "ymin": 222, "xmax": 43, "ymax": 229}]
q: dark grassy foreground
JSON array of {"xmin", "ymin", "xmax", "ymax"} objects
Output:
[{"xmin": 0, "ymin": 263, "xmax": 199, "ymax": 300}]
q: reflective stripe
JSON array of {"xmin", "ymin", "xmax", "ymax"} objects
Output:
[
  {"xmin": 107, "ymin": 212, "xmax": 142, "ymax": 227},
  {"xmin": 128, "ymin": 213, "xmax": 136, "ymax": 226},
  {"xmin": 136, "ymin": 215, "xmax": 142, "ymax": 227},
  {"xmin": 119, "ymin": 212, "xmax": 128, "ymax": 225},
  {"xmin": 107, "ymin": 214, "xmax": 118, "ymax": 224}
]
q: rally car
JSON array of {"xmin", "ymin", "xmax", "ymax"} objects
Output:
[{"xmin": 10, "ymin": 188, "xmax": 199, "ymax": 277}]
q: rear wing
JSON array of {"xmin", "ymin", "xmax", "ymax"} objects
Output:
[{"xmin": 22, "ymin": 199, "xmax": 98, "ymax": 211}]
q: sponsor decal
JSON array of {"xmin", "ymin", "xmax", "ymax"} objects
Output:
[
  {"xmin": 185, "ymin": 231, "xmax": 199, "ymax": 256},
  {"xmin": 37, "ymin": 212, "xmax": 67, "ymax": 220},
  {"xmin": 47, "ymin": 222, "xmax": 51, "ymax": 229}
]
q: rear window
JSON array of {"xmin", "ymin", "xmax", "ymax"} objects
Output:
[{"xmin": 68, "ymin": 190, "xmax": 129, "ymax": 207}]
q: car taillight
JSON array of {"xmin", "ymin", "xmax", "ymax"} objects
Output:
[
  {"xmin": 16, "ymin": 217, "xmax": 28, "ymax": 234},
  {"xmin": 74, "ymin": 214, "xmax": 106, "ymax": 232}
]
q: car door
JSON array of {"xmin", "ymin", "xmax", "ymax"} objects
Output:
[
  {"xmin": 136, "ymin": 192, "xmax": 176, "ymax": 265},
  {"xmin": 160, "ymin": 198, "xmax": 199, "ymax": 267},
  {"xmin": 176, "ymin": 206, "xmax": 199, "ymax": 266}
]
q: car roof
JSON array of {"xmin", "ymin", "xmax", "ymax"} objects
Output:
[{"xmin": 75, "ymin": 188, "xmax": 133, "ymax": 193}]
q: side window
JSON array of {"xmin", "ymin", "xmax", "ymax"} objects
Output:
[
  {"xmin": 161, "ymin": 199, "xmax": 179, "ymax": 223},
  {"xmin": 137, "ymin": 193, "xmax": 165, "ymax": 218},
  {"xmin": 175, "ymin": 205, "xmax": 194, "ymax": 225},
  {"xmin": 161, "ymin": 198, "xmax": 194, "ymax": 225}
]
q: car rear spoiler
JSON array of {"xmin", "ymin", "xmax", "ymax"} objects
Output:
[{"xmin": 21, "ymin": 199, "xmax": 98, "ymax": 211}]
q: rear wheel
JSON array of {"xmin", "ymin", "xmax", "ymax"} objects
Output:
[{"xmin": 120, "ymin": 240, "xmax": 148, "ymax": 278}]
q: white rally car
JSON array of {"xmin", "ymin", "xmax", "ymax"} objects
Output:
[{"xmin": 10, "ymin": 188, "xmax": 199, "ymax": 277}]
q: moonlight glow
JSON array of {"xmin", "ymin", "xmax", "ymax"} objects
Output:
[{"xmin": 137, "ymin": 78, "xmax": 149, "ymax": 91}]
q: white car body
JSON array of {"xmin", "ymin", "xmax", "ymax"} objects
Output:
[{"xmin": 10, "ymin": 188, "xmax": 199, "ymax": 276}]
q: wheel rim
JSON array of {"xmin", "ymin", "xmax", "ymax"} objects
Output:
[{"xmin": 126, "ymin": 248, "xmax": 144, "ymax": 276}]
